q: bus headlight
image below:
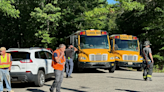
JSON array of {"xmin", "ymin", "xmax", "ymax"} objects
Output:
[
  {"xmin": 140, "ymin": 58, "xmax": 143, "ymax": 60},
  {"xmin": 115, "ymin": 56, "xmax": 120, "ymax": 59},
  {"xmin": 80, "ymin": 57, "xmax": 86, "ymax": 60},
  {"xmin": 110, "ymin": 57, "xmax": 114, "ymax": 60}
]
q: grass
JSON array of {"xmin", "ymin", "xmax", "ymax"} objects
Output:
[{"xmin": 153, "ymin": 65, "xmax": 164, "ymax": 73}]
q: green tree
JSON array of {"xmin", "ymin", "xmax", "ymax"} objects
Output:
[
  {"xmin": 0, "ymin": 0, "xmax": 20, "ymax": 18},
  {"xmin": 31, "ymin": 0, "xmax": 61, "ymax": 48}
]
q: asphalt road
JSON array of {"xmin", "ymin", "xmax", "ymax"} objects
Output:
[{"xmin": 5, "ymin": 68, "xmax": 164, "ymax": 92}]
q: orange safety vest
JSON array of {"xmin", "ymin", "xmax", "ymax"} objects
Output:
[
  {"xmin": 51, "ymin": 49, "xmax": 65, "ymax": 71},
  {"xmin": 0, "ymin": 53, "xmax": 11, "ymax": 68}
]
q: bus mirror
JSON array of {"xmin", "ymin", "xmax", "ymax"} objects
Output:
[{"xmin": 108, "ymin": 51, "xmax": 112, "ymax": 53}]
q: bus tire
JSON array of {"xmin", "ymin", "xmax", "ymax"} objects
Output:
[
  {"xmin": 109, "ymin": 63, "xmax": 116, "ymax": 73},
  {"xmin": 137, "ymin": 67, "xmax": 143, "ymax": 71},
  {"xmin": 77, "ymin": 67, "xmax": 84, "ymax": 72},
  {"xmin": 73, "ymin": 58, "xmax": 83, "ymax": 72}
]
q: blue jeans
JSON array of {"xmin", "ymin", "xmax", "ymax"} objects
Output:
[
  {"xmin": 66, "ymin": 59, "xmax": 74, "ymax": 77},
  {"xmin": 0, "ymin": 69, "xmax": 11, "ymax": 91}
]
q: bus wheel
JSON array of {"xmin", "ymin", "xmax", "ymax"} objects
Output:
[
  {"xmin": 109, "ymin": 63, "xmax": 116, "ymax": 73},
  {"xmin": 137, "ymin": 67, "xmax": 143, "ymax": 71},
  {"xmin": 116, "ymin": 65, "xmax": 120, "ymax": 70},
  {"xmin": 77, "ymin": 67, "xmax": 84, "ymax": 72},
  {"xmin": 74, "ymin": 60, "xmax": 83, "ymax": 72}
]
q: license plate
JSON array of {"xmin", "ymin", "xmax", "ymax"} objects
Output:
[
  {"xmin": 128, "ymin": 62, "xmax": 133, "ymax": 65},
  {"xmin": 97, "ymin": 63, "xmax": 104, "ymax": 65},
  {"xmin": 93, "ymin": 63, "xmax": 103, "ymax": 65}
]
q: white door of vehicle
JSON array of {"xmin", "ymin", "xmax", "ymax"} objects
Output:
[
  {"xmin": 45, "ymin": 51, "xmax": 54, "ymax": 74},
  {"xmin": 35, "ymin": 51, "xmax": 47, "ymax": 74}
]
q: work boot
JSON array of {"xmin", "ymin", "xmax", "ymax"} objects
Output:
[
  {"xmin": 143, "ymin": 76, "xmax": 147, "ymax": 81},
  {"xmin": 144, "ymin": 78, "xmax": 147, "ymax": 81},
  {"xmin": 68, "ymin": 76, "xmax": 73, "ymax": 78},
  {"xmin": 49, "ymin": 88, "xmax": 53, "ymax": 92},
  {"xmin": 147, "ymin": 77, "xmax": 152, "ymax": 81},
  {"xmin": 66, "ymin": 75, "xmax": 68, "ymax": 78}
]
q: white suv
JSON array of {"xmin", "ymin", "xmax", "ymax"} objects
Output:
[{"xmin": 7, "ymin": 47, "xmax": 54, "ymax": 87}]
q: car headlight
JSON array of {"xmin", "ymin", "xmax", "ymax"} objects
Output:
[
  {"xmin": 115, "ymin": 56, "xmax": 120, "ymax": 59},
  {"xmin": 110, "ymin": 57, "xmax": 114, "ymax": 60},
  {"xmin": 80, "ymin": 57, "xmax": 86, "ymax": 60},
  {"xmin": 140, "ymin": 58, "xmax": 143, "ymax": 60}
]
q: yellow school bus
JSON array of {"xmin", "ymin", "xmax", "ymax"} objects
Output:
[
  {"xmin": 109, "ymin": 34, "xmax": 143, "ymax": 71},
  {"xmin": 66, "ymin": 29, "xmax": 115, "ymax": 73}
]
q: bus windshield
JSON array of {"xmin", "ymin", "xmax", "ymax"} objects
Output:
[
  {"xmin": 80, "ymin": 35, "xmax": 109, "ymax": 49},
  {"xmin": 115, "ymin": 39, "xmax": 138, "ymax": 51}
]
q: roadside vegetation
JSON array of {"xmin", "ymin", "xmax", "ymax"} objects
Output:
[{"xmin": 0, "ymin": 0, "xmax": 164, "ymax": 72}]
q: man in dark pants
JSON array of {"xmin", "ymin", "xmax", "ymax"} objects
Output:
[
  {"xmin": 142, "ymin": 41, "xmax": 154, "ymax": 81},
  {"xmin": 50, "ymin": 44, "xmax": 66, "ymax": 92},
  {"xmin": 65, "ymin": 45, "xmax": 77, "ymax": 78}
]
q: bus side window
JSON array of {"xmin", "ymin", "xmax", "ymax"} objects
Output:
[{"xmin": 110, "ymin": 39, "xmax": 113, "ymax": 50}]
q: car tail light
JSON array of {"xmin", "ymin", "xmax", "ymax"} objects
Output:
[
  {"xmin": 26, "ymin": 71, "xmax": 31, "ymax": 73},
  {"xmin": 11, "ymin": 51, "xmax": 18, "ymax": 52},
  {"xmin": 20, "ymin": 59, "xmax": 33, "ymax": 63}
]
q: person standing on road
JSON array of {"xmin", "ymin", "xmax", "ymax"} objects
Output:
[
  {"xmin": 142, "ymin": 41, "xmax": 154, "ymax": 81},
  {"xmin": 0, "ymin": 47, "xmax": 14, "ymax": 92},
  {"xmin": 50, "ymin": 44, "xmax": 66, "ymax": 92},
  {"xmin": 65, "ymin": 45, "xmax": 78, "ymax": 78}
]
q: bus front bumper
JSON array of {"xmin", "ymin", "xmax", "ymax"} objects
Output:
[
  {"xmin": 116, "ymin": 61, "xmax": 142, "ymax": 67},
  {"xmin": 78, "ymin": 62, "xmax": 115, "ymax": 69}
]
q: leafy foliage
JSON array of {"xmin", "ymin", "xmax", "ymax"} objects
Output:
[
  {"xmin": 0, "ymin": 0, "xmax": 20, "ymax": 18},
  {"xmin": 30, "ymin": 0, "xmax": 61, "ymax": 48},
  {"xmin": 0, "ymin": 0, "xmax": 164, "ymax": 69}
]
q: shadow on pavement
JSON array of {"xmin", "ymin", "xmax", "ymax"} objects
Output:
[
  {"xmin": 116, "ymin": 67, "xmax": 133, "ymax": 71},
  {"xmin": 26, "ymin": 89, "xmax": 45, "ymax": 92},
  {"xmin": 115, "ymin": 89, "xmax": 141, "ymax": 92},
  {"xmin": 11, "ymin": 83, "xmax": 36, "ymax": 88},
  {"xmin": 45, "ymin": 77, "xmax": 55, "ymax": 82},
  {"xmin": 44, "ymin": 84, "xmax": 88, "ymax": 92},
  {"xmin": 61, "ymin": 87, "xmax": 88, "ymax": 92},
  {"xmin": 11, "ymin": 77, "xmax": 55, "ymax": 88},
  {"xmin": 107, "ymin": 76, "xmax": 143, "ymax": 81},
  {"xmin": 73, "ymin": 68, "xmax": 106, "ymax": 73}
]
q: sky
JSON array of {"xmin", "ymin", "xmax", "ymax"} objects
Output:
[{"xmin": 107, "ymin": 0, "xmax": 118, "ymax": 4}]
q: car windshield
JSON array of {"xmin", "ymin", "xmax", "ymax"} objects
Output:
[
  {"xmin": 115, "ymin": 39, "xmax": 138, "ymax": 51},
  {"xmin": 80, "ymin": 35, "xmax": 109, "ymax": 49},
  {"xmin": 9, "ymin": 52, "xmax": 30, "ymax": 61}
]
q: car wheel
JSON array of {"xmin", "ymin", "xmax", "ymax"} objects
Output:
[{"xmin": 35, "ymin": 70, "xmax": 45, "ymax": 87}]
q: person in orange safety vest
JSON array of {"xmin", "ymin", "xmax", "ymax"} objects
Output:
[
  {"xmin": 0, "ymin": 47, "xmax": 14, "ymax": 92},
  {"xmin": 50, "ymin": 44, "xmax": 66, "ymax": 92}
]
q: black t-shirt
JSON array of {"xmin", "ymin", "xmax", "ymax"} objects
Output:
[{"xmin": 65, "ymin": 49, "xmax": 74, "ymax": 59}]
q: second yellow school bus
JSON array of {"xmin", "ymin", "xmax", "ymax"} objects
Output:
[{"xmin": 109, "ymin": 34, "xmax": 143, "ymax": 71}]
